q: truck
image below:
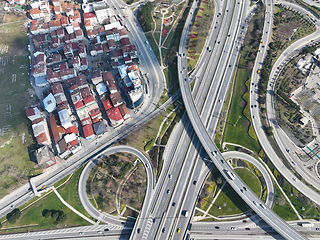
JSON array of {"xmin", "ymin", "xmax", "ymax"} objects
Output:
[
  {"xmin": 299, "ymin": 222, "xmax": 314, "ymax": 227},
  {"xmin": 224, "ymin": 169, "xmax": 235, "ymax": 180}
]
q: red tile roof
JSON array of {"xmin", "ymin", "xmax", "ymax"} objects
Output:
[
  {"xmin": 74, "ymin": 100, "xmax": 85, "ymax": 110},
  {"xmin": 83, "ymin": 95, "xmax": 95, "ymax": 105},
  {"xmin": 49, "ymin": 114, "xmax": 65, "ymax": 144},
  {"xmin": 67, "ymin": 139, "xmax": 78, "ymax": 148},
  {"xmin": 107, "ymin": 107, "xmax": 123, "ymax": 122},
  {"xmin": 83, "ymin": 124, "xmax": 94, "ymax": 139},
  {"xmin": 83, "ymin": 12, "xmax": 96, "ymax": 19},
  {"xmin": 80, "ymin": 87, "xmax": 91, "ymax": 99},
  {"xmin": 51, "ymin": 83, "xmax": 64, "ymax": 95},
  {"xmin": 65, "ymin": 125, "xmax": 78, "ymax": 134},
  {"xmin": 120, "ymin": 37, "xmax": 130, "ymax": 47},
  {"xmin": 89, "ymin": 108, "xmax": 101, "ymax": 119},
  {"xmin": 36, "ymin": 132, "xmax": 48, "ymax": 144},
  {"xmin": 102, "ymin": 99, "xmax": 112, "ymax": 111}
]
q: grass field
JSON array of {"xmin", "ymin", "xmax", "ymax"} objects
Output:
[
  {"xmin": 223, "ymin": 68, "xmax": 261, "ymax": 154},
  {"xmin": 1, "ymin": 166, "xmax": 92, "ymax": 233},
  {"xmin": 208, "ymin": 182, "xmax": 250, "ymax": 217},
  {"xmin": 272, "ymin": 183, "xmax": 298, "ymax": 221},
  {"xmin": 0, "ymin": 21, "xmax": 42, "ymax": 199}
]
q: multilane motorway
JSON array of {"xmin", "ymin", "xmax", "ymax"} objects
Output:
[{"xmin": 177, "ymin": 0, "xmax": 308, "ymax": 238}]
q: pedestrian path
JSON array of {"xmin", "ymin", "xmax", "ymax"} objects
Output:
[{"xmin": 52, "ymin": 186, "xmax": 96, "ymax": 225}]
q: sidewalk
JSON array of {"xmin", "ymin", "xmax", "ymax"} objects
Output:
[{"xmin": 52, "ymin": 186, "xmax": 96, "ymax": 225}]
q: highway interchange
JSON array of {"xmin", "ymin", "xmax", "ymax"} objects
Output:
[{"xmin": 1, "ymin": 0, "xmax": 320, "ymax": 239}]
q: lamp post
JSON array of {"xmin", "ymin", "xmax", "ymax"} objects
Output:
[{"xmin": 233, "ymin": 115, "xmax": 242, "ymax": 127}]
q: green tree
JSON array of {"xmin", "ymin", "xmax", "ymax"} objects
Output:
[
  {"xmin": 42, "ymin": 209, "xmax": 50, "ymax": 218},
  {"xmin": 50, "ymin": 209, "xmax": 59, "ymax": 220},
  {"xmin": 6, "ymin": 208, "xmax": 21, "ymax": 224},
  {"xmin": 56, "ymin": 211, "xmax": 67, "ymax": 222}
]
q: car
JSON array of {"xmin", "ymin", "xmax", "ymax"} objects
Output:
[
  {"xmin": 316, "ymin": 228, "xmax": 319, "ymax": 230},
  {"xmin": 137, "ymin": 228, "xmax": 140, "ymax": 233},
  {"xmin": 260, "ymin": 204, "xmax": 265, "ymax": 209},
  {"xmin": 172, "ymin": 202, "xmax": 176, "ymax": 207},
  {"xmin": 123, "ymin": 16, "xmax": 126, "ymax": 18},
  {"xmin": 229, "ymin": 65, "xmax": 231, "ymax": 67},
  {"xmin": 145, "ymin": 163, "xmax": 149, "ymax": 168},
  {"xmin": 215, "ymin": 26, "xmax": 217, "ymax": 29},
  {"xmin": 177, "ymin": 228, "xmax": 181, "ymax": 233},
  {"xmin": 220, "ymin": 159, "xmax": 224, "ymax": 164},
  {"xmin": 185, "ymin": 78, "xmax": 187, "ymax": 81},
  {"xmin": 245, "ymin": 228, "xmax": 250, "ymax": 230},
  {"xmin": 153, "ymin": 218, "xmax": 156, "ymax": 223},
  {"xmin": 169, "ymin": 174, "xmax": 172, "ymax": 179},
  {"xmin": 162, "ymin": 228, "xmax": 166, "ymax": 233},
  {"xmin": 167, "ymin": 189, "xmax": 170, "ymax": 194},
  {"xmin": 243, "ymin": 220, "xmax": 247, "ymax": 223},
  {"xmin": 292, "ymin": 161, "xmax": 297, "ymax": 165},
  {"xmin": 145, "ymin": 41, "xmax": 149, "ymax": 45},
  {"xmin": 243, "ymin": 187, "xmax": 247, "ymax": 191},
  {"xmin": 286, "ymin": 149, "xmax": 290, "ymax": 153},
  {"xmin": 293, "ymin": 177, "xmax": 297, "ymax": 182},
  {"xmin": 215, "ymin": 226, "xmax": 219, "ymax": 229},
  {"xmin": 217, "ymin": 41, "xmax": 220, "ymax": 44},
  {"xmin": 104, "ymin": 228, "xmax": 109, "ymax": 231},
  {"xmin": 253, "ymin": 201, "xmax": 257, "ymax": 206},
  {"xmin": 252, "ymin": 115, "xmax": 255, "ymax": 118},
  {"xmin": 277, "ymin": 66, "xmax": 280, "ymax": 69},
  {"xmin": 193, "ymin": 180, "xmax": 197, "ymax": 185},
  {"xmin": 251, "ymin": 105, "xmax": 253, "ymax": 108},
  {"xmin": 226, "ymin": 9, "xmax": 229, "ymax": 12},
  {"xmin": 97, "ymin": 231, "xmax": 102, "ymax": 234},
  {"xmin": 10, "ymin": 204, "xmax": 14, "ymax": 209},
  {"xmin": 240, "ymin": 189, "xmax": 243, "ymax": 193},
  {"xmin": 29, "ymin": 193, "xmax": 34, "ymax": 197},
  {"xmin": 231, "ymin": 227, "xmax": 236, "ymax": 230},
  {"xmin": 134, "ymin": 125, "xmax": 137, "ymax": 128},
  {"xmin": 79, "ymin": 232, "xmax": 84, "ymax": 235}
]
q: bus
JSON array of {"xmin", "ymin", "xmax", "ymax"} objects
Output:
[{"xmin": 224, "ymin": 169, "xmax": 235, "ymax": 180}]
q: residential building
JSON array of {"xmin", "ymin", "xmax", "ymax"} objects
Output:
[
  {"xmin": 93, "ymin": 121, "xmax": 107, "ymax": 135},
  {"xmin": 43, "ymin": 93, "xmax": 57, "ymax": 113},
  {"xmin": 110, "ymin": 92, "xmax": 123, "ymax": 107},
  {"xmin": 106, "ymin": 107, "xmax": 124, "ymax": 127},
  {"xmin": 102, "ymin": 99, "xmax": 112, "ymax": 111},
  {"xmin": 35, "ymin": 146, "xmax": 57, "ymax": 168},
  {"xmin": 90, "ymin": 70, "xmax": 102, "ymax": 85},
  {"xmin": 83, "ymin": 124, "xmax": 95, "ymax": 140},
  {"xmin": 102, "ymin": 71, "xmax": 117, "ymax": 94},
  {"xmin": 118, "ymin": 104, "xmax": 130, "ymax": 120},
  {"xmin": 26, "ymin": 106, "xmax": 41, "ymax": 121},
  {"xmin": 93, "ymin": 1, "xmax": 110, "ymax": 24}
]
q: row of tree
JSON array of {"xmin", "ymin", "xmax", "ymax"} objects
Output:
[
  {"xmin": 137, "ymin": 2, "xmax": 154, "ymax": 32},
  {"xmin": 42, "ymin": 209, "xmax": 67, "ymax": 222}
]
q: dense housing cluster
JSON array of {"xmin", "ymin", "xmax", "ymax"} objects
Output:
[{"xmin": 24, "ymin": 0, "xmax": 145, "ymax": 168}]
